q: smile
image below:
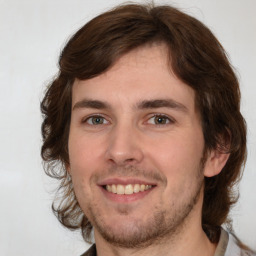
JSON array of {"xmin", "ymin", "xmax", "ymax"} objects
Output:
[{"xmin": 105, "ymin": 184, "xmax": 153, "ymax": 195}]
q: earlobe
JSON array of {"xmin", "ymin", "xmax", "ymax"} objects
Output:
[{"xmin": 204, "ymin": 149, "xmax": 230, "ymax": 177}]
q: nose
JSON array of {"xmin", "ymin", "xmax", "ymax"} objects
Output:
[{"xmin": 105, "ymin": 123, "xmax": 144, "ymax": 166}]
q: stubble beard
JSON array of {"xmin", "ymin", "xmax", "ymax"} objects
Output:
[{"xmin": 84, "ymin": 161, "xmax": 205, "ymax": 249}]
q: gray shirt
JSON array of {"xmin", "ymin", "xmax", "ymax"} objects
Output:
[{"xmin": 214, "ymin": 228, "xmax": 256, "ymax": 256}]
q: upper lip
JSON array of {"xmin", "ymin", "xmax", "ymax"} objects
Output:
[{"xmin": 97, "ymin": 178, "xmax": 157, "ymax": 186}]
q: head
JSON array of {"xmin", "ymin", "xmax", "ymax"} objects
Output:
[{"xmin": 41, "ymin": 3, "xmax": 246, "ymax": 244}]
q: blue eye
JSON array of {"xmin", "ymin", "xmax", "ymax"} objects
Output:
[{"xmin": 86, "ymin": 116, "xmax": 107, "ymax": 125}]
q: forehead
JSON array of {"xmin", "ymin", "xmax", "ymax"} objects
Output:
[{"xmin": 72, "ymin": 43, "xmax": 196, "ymax": 112}]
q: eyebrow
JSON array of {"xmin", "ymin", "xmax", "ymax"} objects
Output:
[
  {"xmin": 72, "ymin": 98, "xmax": 188, "ymax": 113},
  {"xmin": 73, "ymin": 99, "xmax": 111, "ymax": 110},
  {"xmin": 137, "ymin": 99, "xmax": 188, "ymax": 113}
]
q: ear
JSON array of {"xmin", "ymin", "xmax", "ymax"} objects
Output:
[{"xmin": 203, "ymin": 149, "xmax": 230, "ymax": 177}]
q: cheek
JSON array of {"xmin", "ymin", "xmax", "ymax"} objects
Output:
[
  {"xmin": 68, "ymin": 135, "xmax": 99, "ymax": 208},
  {"xmin": 147, "ymin": 130, "xmax": 205, "ymax": 179},
  {"xmin": 68, "ymin": 132, "xmax": 105, "ymax": 176},
  {"xmin": 147, "ymin": 133, "xmax": 204, "ymax": 202}
]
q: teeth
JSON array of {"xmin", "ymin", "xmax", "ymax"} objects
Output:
[
  {"xmin": 133, "ymin": 184, "xmax": 140, "ymax": 193},
  {"xmin": 105, "ymin": 184, "xmax": 153, "ymax": 194},
  {"xmin": 125, "ymin": 184, "xmax": 133, "ymax": 195},
  {"xmin": 117, "ymin": 185, "xmax": 125, "ymax": 195},
  {"xmin": 112, "ymin": 184, "xmax": 117, "ymax": 193},
  {"xmin": 106, "ymin": 185, "xmax": 112, "ymax": 192}
]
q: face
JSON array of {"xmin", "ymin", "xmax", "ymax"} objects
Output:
[{"xmin": 68, "ymin": 44, "xmax": 207, "ymax": 248}]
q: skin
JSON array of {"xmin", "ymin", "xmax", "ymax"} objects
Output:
[{"xmin": 68, "ymin": 43, "xmax": 229, "ymax": 256}]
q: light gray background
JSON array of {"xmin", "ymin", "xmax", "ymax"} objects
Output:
[{"xmin": 0, "ymin": 0, "xmax": 255, "ymax": 255}]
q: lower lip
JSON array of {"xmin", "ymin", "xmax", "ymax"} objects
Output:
[{"xmin": 99, "ymin": 186, "xmax": 155, "ymax": 203}]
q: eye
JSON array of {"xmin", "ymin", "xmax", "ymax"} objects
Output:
[
  {"xmin": 147, "ymin": 115, "xmax": 173, "ymax": 125},
  {"xmin": 84, "ymin": 115, "xmax": 108, "ymax": 125}
]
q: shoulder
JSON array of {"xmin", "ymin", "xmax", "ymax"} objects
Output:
[
  {"xmin": 80, "ymin": 244, "xmax": 96, "ymax": 256},
  {"xmin": 226, "ymin": 233, "xmax": 256, "ymax": 256},
  {"xmin": 218, "ymin": 228, "xmax": 256, "ymax": 256}
]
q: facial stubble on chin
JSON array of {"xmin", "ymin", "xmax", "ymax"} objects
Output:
[{"xmin": 85, "ymin": 161, "xmax": 205, "ymax": 249}]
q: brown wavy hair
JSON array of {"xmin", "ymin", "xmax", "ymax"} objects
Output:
[{"xmin": 41, "ymin": 3, "xmax": 247, "ymax": 243}]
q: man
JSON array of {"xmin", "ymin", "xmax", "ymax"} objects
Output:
[{"xmin": 41, "ymin": 3, "xmax": 255, "ymax": 256}]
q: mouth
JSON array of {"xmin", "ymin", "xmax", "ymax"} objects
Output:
[
  {"xmin": 103, "ymin": 184, "xmax": 154, "ymax": 195},
  {"xmin": 98, "ymin": 178, "xmax": 157, "ymax": 202}
]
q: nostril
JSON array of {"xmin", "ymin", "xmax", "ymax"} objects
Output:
[
  {"xmin": 126, "ymin": 158, "xmax": 135, "ymax": 162},
  {"xmin": 107, "ymin": 157, "xmax": 136, "ymax": 165}
]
